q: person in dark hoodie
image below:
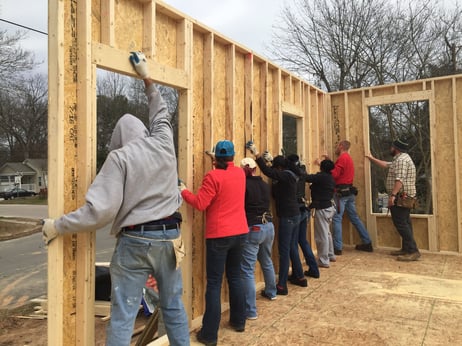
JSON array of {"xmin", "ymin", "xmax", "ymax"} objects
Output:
[
  {"xmin": 42, "ymin": 52, "xmax": 189, "ymax": 346},
  {"xmin": 246, "ymin": 141, "xmax": 307, "ymax": 295},
  {"xmin": 304, "ymin": 159, "xmax": 336, "ymax": 268},
  {"xmin": 287, "ymin": 154, "xmax": 320, "ymax": 279}
]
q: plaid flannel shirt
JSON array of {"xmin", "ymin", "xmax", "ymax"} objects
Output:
[{"xmin": 386, "ymin": 152, "xmax": 417, "ymax": 197}]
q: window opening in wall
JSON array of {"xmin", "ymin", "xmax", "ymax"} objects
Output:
[
  {"xmin": 368, "ymin": 100, "xmax": 432, "ymax": 214},
  {"xmin": 96, "ymin": 70, "xmax": 179, "ymax": 171},
  {"xmin": 282, "ymin": 114, "xmax": 298, "ymax": 156}
]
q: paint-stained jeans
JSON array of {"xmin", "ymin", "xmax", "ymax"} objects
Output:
[{"xmin": 106, "ymin": 227, "xmax": 189, "ymax": 346}]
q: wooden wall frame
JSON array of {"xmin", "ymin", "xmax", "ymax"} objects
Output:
[
  {"xmin": 48, "ymin": 0, "xmax": 462, "ymax": 344},
  {"xmin": 329, "ymin": 76, "xmax": 462, "ymax": 255},
  {"xmin": 47, "ymin": 0, "xmax": 325, "ymax": 343}
]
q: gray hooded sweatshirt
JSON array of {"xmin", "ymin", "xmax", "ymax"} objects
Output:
[{"xmin": 55, "ymin": 84, "xmax": 182, "ymax": 235}]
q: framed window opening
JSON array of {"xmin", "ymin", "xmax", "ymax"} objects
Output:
[{"xmin": 368, "ymin": 100, "xmax": 432, "ymax": 215}]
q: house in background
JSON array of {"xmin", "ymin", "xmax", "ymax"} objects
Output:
[{"xmin": 0, "ymin": 159, "xmax": 47, "ymax": 193}]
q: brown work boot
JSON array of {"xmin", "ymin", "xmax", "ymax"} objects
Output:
[
  {"xmin": 390, "ymin": 249, "xmax": 407, "ymax": 256},
  {"xmin": 397, "ymin": 251, "xmax": 421, "ymax": 262}
]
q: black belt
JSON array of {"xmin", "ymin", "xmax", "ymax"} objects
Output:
[{"xmin": 123, "ymin": 223, "xmax": 179, "ymax": 232}]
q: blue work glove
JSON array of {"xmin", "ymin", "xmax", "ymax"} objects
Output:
[
  {"xmin": 129, "ymin": 51, "xmax": 150, "ymax": 79},
  {"xmin": 245, "ymin": 141, "xmax": 259, "ymax": 156}
]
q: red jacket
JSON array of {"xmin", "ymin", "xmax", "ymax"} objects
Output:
[
  {"xmin": 331, "ymin": 152, "xmax": 355, "ymax": 185},
  {"xmin": 181, "ymin": 162, "xmax": 248, "ymax": 239}
]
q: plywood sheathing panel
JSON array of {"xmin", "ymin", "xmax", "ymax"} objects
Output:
[
  {"xmin": 155, "ymin": 11, "xmax": 177, "ymax": 68},
  {"xmin": 213, "ymin": 42, "xmax": 227, "ymax": 141},
  {"xmin": 191, "ymin": 30, "xmax": 206, "ymax": 319},
  {"xmin": 225, "ymin": 45, "xmax": 236, "ymax": 142},
  {"xmin": 92, "ymin": 0, "xmax": 102, "ymax": 43},
  {"xmin": 434, "ymin": 79, "xmax": 457, "ymax": 251},
  {"xmin": 376, "ymin": 216, "xmax": 402, "ymax": 248},
  {"xmin": 330, "ymin": 93, "xmax": 346, "ymax": 147},
  {"xmin": 252, "ymin": 61, "xmax": 262, "ymax": 151},
  {"xmin": 456, "ymin": 78, "xmax": 462, "ymax": 252},
  {"xmin": 346, "ymin": 91, "xmax": 368, "ymax": 245},
  {"xmin": 234, "ymin": 53, "xmax": 246, "ymax": 151},
  {"xmin": 114, "ymin": 1, "xmax": 143, "ymax": 52}
]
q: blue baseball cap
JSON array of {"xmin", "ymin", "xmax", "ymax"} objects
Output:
[{"xmin": 214, "ymin": 140, "xmax": 235, "ymax": 157}]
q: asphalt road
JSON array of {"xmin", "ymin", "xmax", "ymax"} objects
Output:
[{"xmin": 0, "ymin": 204, "xmax": 116, "ymax": 309}]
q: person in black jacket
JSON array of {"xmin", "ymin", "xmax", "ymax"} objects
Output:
[
  {"xmin": 240, "ymin": 157, "xmax": 278, "ymax": 320},
  {"xmin": 287, "ymin": 154, "xmax": 320, "ymax": 279},
  {"xmin": 304, "ymin": 159, "xmax": 336, "ymax": 268},
  {"xmin": 246, "ymin": 141, "xmax": 307, "ymax": 295}
]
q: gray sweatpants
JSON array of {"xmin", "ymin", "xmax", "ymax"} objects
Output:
[{"xmin": 313, "ymin": 206, "xmax": 336, "ymax": 266}]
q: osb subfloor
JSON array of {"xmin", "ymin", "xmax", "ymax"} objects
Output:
[{"xmin": 186, "ymin": 247, "xmax": 462, "ymax": 346}]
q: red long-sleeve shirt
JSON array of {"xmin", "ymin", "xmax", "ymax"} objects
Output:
[
  {"xmin": 331, "ymin": 152, "xmax": 355, "ymax": 185},
  {"xmin": 181, "ymin": 162, "xmax": 248, "ymax": 239}
]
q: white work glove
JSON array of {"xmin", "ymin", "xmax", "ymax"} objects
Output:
[
  {"xmin": 262, "ymin": 150, "xmax": 273, "ymax": 162},
  {"xmin": 42, "ymin": 218, "xmax": 58, "ymax": 245},
  {"xmin": 205, "ymin": 150, "xmax": 216, "ymax": 161},
  {"xmin": 178, "ymin": 179, "xmax": 187, "ymax": 192},
  {"xmin": 245, "ymin": 140, "xmax": 259, "ymax": 156},
  {"xmin": 129, "ymin": 51, "xmax": 150, "ymax": 79}
]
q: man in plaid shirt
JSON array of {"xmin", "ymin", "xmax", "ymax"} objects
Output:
[{"xmin": 367, "ymin": 139, "xmax": 420, "ymax": 261}]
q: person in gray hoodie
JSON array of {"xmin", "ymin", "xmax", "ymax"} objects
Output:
[{"xmin": 42, "ymin": 52, "xmax": 190, "ymax": 346}]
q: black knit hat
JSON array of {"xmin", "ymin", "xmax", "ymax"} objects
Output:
[
  {"xmin": 391, "ymin": 139, "xmax": 409, "ymax": 152},
  {"xmin": 320, "ymin": 159, "xmax": 335, "ymax": 173},
  {"xmin": 272, "ymin": 155, "xmax": 287, "ymax": 168}
]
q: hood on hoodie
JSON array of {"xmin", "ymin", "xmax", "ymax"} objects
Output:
[{"xmin": 109, "ymin": 114, "xmax": 149, "ymax": 151}]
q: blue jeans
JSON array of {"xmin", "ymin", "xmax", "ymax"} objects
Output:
[
  {"xmin": 390, "ymin": 205, "xmax": 419, "ymax": 253},
  {"xmin": 297, "ymin": 210, "xmax": 319, "ymax": 276},
  {"xmin": 278, "ymin": 214, "xmax": 302, "ymax": 288},
  {"xmin": 201, "ymin": 234, "xmax": 247, "ymax": 342},
  {"xmin": 241, "ymin": 223, "xmax": 277, "ymax": 318},
  {"xmin": 332, "ymin": 194, "xmax": 371, "ymax": 250},
  {"xmin": 106, "ymin": 227, "xmax": 189, "ymax": 346}
]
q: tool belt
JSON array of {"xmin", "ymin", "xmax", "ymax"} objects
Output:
[
  {"xmin": 336, "ymin": 184, "xmax": 358, "ymax": 197},
  {"xmin": 123, "ymin": 212, "xmax": 182, "ymax": 232},
  {"xmin": 260, "ymin": 212, "xmax": 273, "ymax": 224},
  {"xmin": 250, "ymin": 212, "xmax": 273, "ymax": 226},
  {"xmin": 395, "ymin": 193, "xmax": 417, "ymax": 209}
]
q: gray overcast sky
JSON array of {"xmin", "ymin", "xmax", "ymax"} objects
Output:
[
  {"xmin": 0, "ymin": 0, "xmax": 458, "ymax": 76},
  {"xmin": 0, "ymin": 0, "xmax": 283, "ymax": 75}
]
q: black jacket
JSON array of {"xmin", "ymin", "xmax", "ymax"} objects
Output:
[
  {"xmin": 303, "ymin": 171, "xmax": 335, "ymax": 209},
  {"xmin": 256, "ymin": 157, "xmax": 300, "ymax": 217},
  {"xmin": 244, "ymin": 175, "xmax": 271, "ymax": 226}
]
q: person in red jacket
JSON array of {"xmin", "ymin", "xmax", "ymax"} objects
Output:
[{"xmin": 180, "ymin": 140, "xmax": 248, "ymax": 346}]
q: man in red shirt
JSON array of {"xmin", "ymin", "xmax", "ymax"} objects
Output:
[{"xmin": 325, "ymin": 140, "xmax": 373, "ymax": 255}]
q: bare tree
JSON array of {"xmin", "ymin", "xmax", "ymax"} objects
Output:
[
  {"xmin": 269, "ymin": 0, "xmax": 460, "ymax": 91},
  {"xmin": 0, "ymin": 74, "xmax": 48, "ymax": 161},
  {"xmin": 0, "ymin": 30, "xmax": 36, "ymax": 86}
]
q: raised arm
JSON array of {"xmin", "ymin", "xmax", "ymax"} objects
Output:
[{"xmin": 366, "ymin": 153, "xmax": 390, "ymax": 169}]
